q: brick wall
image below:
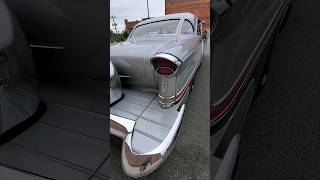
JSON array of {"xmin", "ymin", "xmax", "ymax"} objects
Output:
[
  {"xmin": 165, "ymin": 0, "xmax": 210, "ymax": 29},
  {"xmin": 125, "ymin": 19, "xmax": 139, "ymax": 33}
]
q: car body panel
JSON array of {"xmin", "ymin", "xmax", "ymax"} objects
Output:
[
  {"xmin": 211, "ymin": 0, "xmax": 290, "ymax": 125},
  {"xmin": 111, "ymin": 37, "xmax": 177, "ymax": 89},
  {"xmin": 110, "ymin": 13, "xmax": 205, "ymax": 177},
  {"xmin": 111, "ymin": 13, "xmax": 205, "ymax": 101},
  {"xmin": 211, "ymin": 0, "xmax": 291, "ymax": 179}
]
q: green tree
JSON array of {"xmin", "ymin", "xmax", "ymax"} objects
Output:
[
  {"xmin": 122, "ymin": 30, "xmax": 129, "ymax": 39},
  {"xmin": 110, "ymin": 29, "xmax": 129, "ymax": 43}
]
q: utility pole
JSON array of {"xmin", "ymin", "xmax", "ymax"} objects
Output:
[
  {"xmin": 147, "ymin": 0, "xmax": 150, "ymax": 19},
  {"xmin": 111, "ymin": 15, "xmax": 118, "ymax": 34}
]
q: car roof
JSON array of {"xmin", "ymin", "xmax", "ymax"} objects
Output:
[{"xmin": 135, "ymin": 13, "xmax": 198, "ymax": 27}]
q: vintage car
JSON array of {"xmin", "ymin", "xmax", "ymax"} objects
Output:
[
  {"xmin": 110, "ymin": 13, "xmax": 207, "ymax": 177},
  {"xmin": 0, "ymin": 0, "xmax": 108, "ymax": 179},
  {"xmin": 211, "ymin": 0, "xmax": 291, "ymax": 179}
]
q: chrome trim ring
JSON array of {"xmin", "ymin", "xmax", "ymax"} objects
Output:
[{"xmin": 158, "ymin": 94, "xmax": 176, "ymax": 108}]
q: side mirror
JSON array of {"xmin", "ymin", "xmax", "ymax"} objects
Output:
[{"xmin": 202, "ymin": 30, "xmax": 208, "ymax": 39}]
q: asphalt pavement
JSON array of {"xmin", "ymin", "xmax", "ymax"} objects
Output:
[
  {"xmin": 110, "ymin": 37, "xmax": 210, "ymax": 180},
  {"xmin": 236, "ymin": 0, "xmax": 320, "ymax": 179}
]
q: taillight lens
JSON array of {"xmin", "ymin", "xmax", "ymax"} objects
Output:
[{"xmin": 152, "ymin": 58, "xmax": 177, "ymax": 76}]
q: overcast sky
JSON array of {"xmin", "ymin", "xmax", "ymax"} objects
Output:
[{"xmin": 110, "ymin": 0, "xmax": 165, "ymax": 33}]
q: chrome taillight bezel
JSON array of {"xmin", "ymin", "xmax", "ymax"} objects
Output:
[{"xmin": 151, "ymin": 53, "xmax": 181, "ymax": 77}]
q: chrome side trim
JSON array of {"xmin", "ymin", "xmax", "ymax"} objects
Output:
[
  {"xmin": 29, "ymin": 44, "xmax": 65, "ymax": 50},
  {"xmin": 119, "ymin": 75, "xmax": 131, "ymax": 78}
]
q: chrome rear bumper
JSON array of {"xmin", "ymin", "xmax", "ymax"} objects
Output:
[{"xmin": 110, "ymin": 105, "xmax": 185, "ymax": 178}]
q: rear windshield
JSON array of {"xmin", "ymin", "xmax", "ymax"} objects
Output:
[{"xmin": 131, "ymin": 20, "xmax": 180, "ymax": 38}]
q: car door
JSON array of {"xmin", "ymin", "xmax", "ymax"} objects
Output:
[
  {"xmin": 211, "ymin": 0, "xmax": 290, "ymax": 179},
  {"xmin": 211, "ymin": 0, "xmax": 284, "ymax": 125}
]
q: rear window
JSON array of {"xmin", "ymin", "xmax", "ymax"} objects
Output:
[
  {"xmin": 180, "ymin": 20, "xmax": 194, "ymax": 34},
  {"xmin": 131, "ymin": 20, "xmax": 180, "ymax": 38}
]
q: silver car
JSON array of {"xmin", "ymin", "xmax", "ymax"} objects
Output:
[{"xmin": 110, "ymin": 13, "xmax": 207, "ymax": 177}]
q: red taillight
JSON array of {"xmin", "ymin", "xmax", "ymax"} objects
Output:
[{"xmin": 152, "ymin": 58, "xmax": 177, "ymax": 76}]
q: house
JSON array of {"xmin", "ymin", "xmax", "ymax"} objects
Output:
[
  {"xmin": 165, "ymin": 0, "xmax": 210, "ymax": 29},
  {"xmin": 124, "ymin": 19, "xmax": 139, "ymax": 33}
]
